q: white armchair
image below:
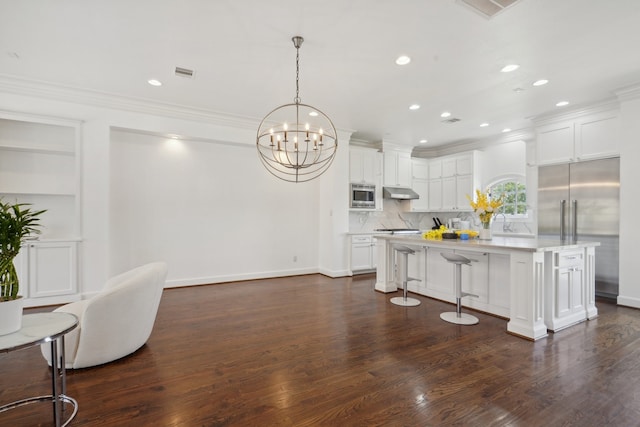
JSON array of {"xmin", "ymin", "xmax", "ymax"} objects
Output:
[{"xmin": 41, "ymin": 262, "xmax": 168, "ymax": 369}]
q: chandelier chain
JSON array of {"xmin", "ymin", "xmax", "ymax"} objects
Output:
[{"xmin": 294, "ymin": 45, "xmax": 301, "ymax": 104}]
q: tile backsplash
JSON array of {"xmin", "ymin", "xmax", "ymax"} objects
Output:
[{"xmin": 349, "ymin": 200, "xmax": 534, "ymax": 235}]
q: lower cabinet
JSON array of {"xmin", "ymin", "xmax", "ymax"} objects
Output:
[
  {"xmin": 424, "ymin": 248, "xmax": 453, "ymax": 299},
  {"xmin": 545, "ymin": 249, "xmax": 586, "ymax": 331},
  {"xmin": 14, "ymin": 240, "xmax": 80, "ymax": 308},
  {"xmin": 415, "ymin": 248, "xmax": 510, "ymax": 318},
  {"xmin": 459, "ymin": 250, "xmax": 489, "ymax": 304},
  {"xmin": 350, "ymin": 235, "xmax": 377, "ymax": 273}
]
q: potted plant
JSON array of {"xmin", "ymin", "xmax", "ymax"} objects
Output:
[{"xmin": 0, "ymin": 199, "xmax": 46, "ymax": 335}]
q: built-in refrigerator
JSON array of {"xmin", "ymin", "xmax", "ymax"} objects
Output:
[{"xmin": 538, "ymin": 157, "xmax": 620, "ymax": 299}]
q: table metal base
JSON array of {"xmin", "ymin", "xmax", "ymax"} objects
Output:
[{"xmin": 0, "ymin": 394, "xmax": 78, "ymax": 427}]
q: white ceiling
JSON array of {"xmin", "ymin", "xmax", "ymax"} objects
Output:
[{"xmin": 1, "ymin": 0, "xmax": 640, "ymax": 148}]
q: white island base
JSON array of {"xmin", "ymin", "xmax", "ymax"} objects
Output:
[{"xmin": 375, "ymin": 235, "xmax": 599, "ymax": 341}]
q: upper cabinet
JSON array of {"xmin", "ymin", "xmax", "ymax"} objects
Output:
[
  {"xmin": 428, "ymin": 151, "xmax": 482, "ymax": 212},
  {"xmin": 349, "ymin": 146, "xmax": 383, "ymax": 211},
  {"xmin": 383, "ymin": 150, "xmax": 411, "ymax": 187},
  {"xmin": 536, "ymin": 109, "xmax": 620, "ymax": 166},
  {"xmin": 349, "ymin": 147, "xmax": 382, "ymax": 185},
  {"xmin": 408, "ymin": 158, "xmax": 429, "ymax": 212}
]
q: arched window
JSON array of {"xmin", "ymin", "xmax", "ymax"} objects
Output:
[{"xmin": 490, "ymin": 178, "xmax": 527, "ymax": 217}]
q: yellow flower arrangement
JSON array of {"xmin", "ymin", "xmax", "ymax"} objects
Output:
[
  {"xmin": 422, "ymin": 225, "xmax": 479, "ymax": 240},
  {"xmin": 467, "ymin": 189, "xmax": 503, "ymax": 229}
]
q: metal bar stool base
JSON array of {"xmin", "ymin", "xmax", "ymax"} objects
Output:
[
  {"xmin": 440, "ymin": 311, "xmax": 479, "ymax": 325},
  {"xmin": 390, "ymin": 296, "xmax": 421, "ymax": 306}
]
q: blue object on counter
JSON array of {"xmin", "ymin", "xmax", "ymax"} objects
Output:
[{"xmin": 460, "ymin": 233, "xmax": 469, "ymax": 240}]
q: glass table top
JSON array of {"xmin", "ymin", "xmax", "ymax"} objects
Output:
[{"xmin": 0, "ymin": 312, "xmax": 78, "ymax": 353}]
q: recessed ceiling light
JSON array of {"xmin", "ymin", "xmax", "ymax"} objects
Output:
[
  {"xmin": 308, "ymin": 111, "xmax": 318, "ymax": 117},
  {"xmin": 502, "ymin": 128, "xmax": 512, "ymax": 133},
  {"xmin": 556, "ymin": 101, "xmax": 569, "ymax": 107},
  {"xmin": 396, "ymin": 55, "xmax": 411, "ymax": 65},
  {"xmin": 440, "ymin": 111, "xmax": 451, "ymax": 118},
  {"xmin": 501, "ymin": 64, "xmax": 520, "ymax": 73},
  {"xmin": 480, "ymin": 123, "xmax": 489, "ymax": 127},
  {"xmin": 419, "ymin": 139, "xmax": 428, "ymax": 144},
  {"xmin": 148, "ymin": 79, "xmax": 162, "ymax": 86},
  {"xmin": 533, "ymin": 79, "xmax": 549, "ymax": 86},
  {"xmin": 409, "ymin": 104, "xmax": 420, "ymax": 110}
]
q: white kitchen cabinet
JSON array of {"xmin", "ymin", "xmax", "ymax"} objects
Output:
[
  {"xmin": 383, "ymin": 150, "xmax": 411, "ymax": 187},
  {"xmin": 408, "ymin": 158, "xmax": 429, "ymax": 212},
  {"xmin": 350, "ymin": 235, "xmax": 377, "ymax": 273},
  {"xmin": 455, "ymin": 174, "xmax": 474, "ymax": 209},
  {"xmin": 441, "ymin": 176, "xmax": 456, "ymax": 210},
  {"xmin": 429, "ymin": 159, "xmax": 442, "ymax": 180},
  {"xmin": 13, "ymin": 240, "xmax": 80, "ymax": 307},
  {"xmin": 349, "ymin": 147, "xmax": 382, "ymax": 184},
  {"xmin": 442, "ymin": 157, "xmax": 459, "ymax": 177},
  {"xmin": 425, "ymin": 249, "xmax": 454, "ymax": 301},
  {"xmin": 536, "ymin": 122, "xmax": 576, "ymax": 165},
  {"xmin": 458, "ymin": 250, "xmax": 489, "ymax": 305},
  {"xmin": 411, "ymin": 158, "xmax": 429, "ymax": 180},
  {"xmin": 575, "ymin": 111, "xmax": 620, "ymax": 161},
  {"xmin": 535, "ymin": 109, "xmax": 620, "ymax": 165},
  {"xmin": 488, "ymin": 253, "xmax": 510, "ymax": 313},
  {"xmin": 545, "ymin": 249, "xmax": 586, "ymax": 331},
  {"xmin": 427, "ymin": 151, "xmax": 481, "ymax": 212},
  {"xmin": 428, "ymin": 179, "xmax": 443, "ymax": 210}
]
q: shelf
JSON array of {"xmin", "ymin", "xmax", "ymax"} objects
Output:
[
  {"xmin": 0, "ymin": 190, "xmax": 76, "ymax": 197},
  {"xmin": 0, "ymin": 144, "xmax": 75, "ymax": 156}
]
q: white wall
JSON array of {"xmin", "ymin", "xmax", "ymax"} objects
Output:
[
  {"xmin": 480, "ymin": 140, "xmax": 526, "ymax": 187},
  {"xmin": 109, "ymin": 130, "xmax": 324, "ymax": 286},
  {"xmin": 0, "ymin": 84, "xmax": 351, "ymax": 298},
  {"xmin": 618, "ymin": 91, "xmax": 640, "ymax": 308}
]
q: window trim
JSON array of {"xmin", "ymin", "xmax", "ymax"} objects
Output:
[{"xmin": 488, "ymin": 175, "xmax": 528, "ymax": 220}]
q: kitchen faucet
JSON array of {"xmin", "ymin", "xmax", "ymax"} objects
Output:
[{"xmin": 494, "ymin": 213, "xmax": 511, "ymax": 232}]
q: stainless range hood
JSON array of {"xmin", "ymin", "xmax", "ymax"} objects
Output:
[{"xmin": 383, "ymin": 186, "xmax": 419, "ymax": 200}]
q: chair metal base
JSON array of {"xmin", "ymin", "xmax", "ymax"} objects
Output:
[
  {"xmin": 390, "ymin": 296, "xmax": 421, "ymax": 307},
  {"xmin": 440, "ymin": 311, "xmax": 479, "ymax": 325}
]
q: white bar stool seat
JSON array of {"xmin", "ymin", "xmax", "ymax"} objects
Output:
[
  {"xmin": 440, "ymin": 252, "xmax": 479, "ymax": 325},
  {"xmin": 390, "ymin": 245, "xmax": 421, "ymax": 307}
]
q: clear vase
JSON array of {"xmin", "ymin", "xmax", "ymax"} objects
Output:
[
  {"xmin": 0, "ymin": 256, "xmax": 19, "ymax": 300},
  {"xmin": 479, "ymin": 222, "xmax": 492, "ymax": 240}
]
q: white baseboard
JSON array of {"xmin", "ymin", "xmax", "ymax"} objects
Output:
[
  {"xmin": 165, "ymin": 267, "xmax": 323, "ymax": 288},
  {"xmin": 617, "ymin": 294, "xmax": 640, "ymax": 309}
]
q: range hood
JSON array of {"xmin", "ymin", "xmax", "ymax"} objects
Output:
[{"xmin": 383, "ymin": 186, "xmax": 419, "ymax": 200}]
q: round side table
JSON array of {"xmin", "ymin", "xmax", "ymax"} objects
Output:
[{"xmin": 0, "ymin": 312, "xmax": 79, "ymax": 427}]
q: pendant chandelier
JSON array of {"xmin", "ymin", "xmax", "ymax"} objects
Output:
[{"xmin": 256, "ymin": 36, "xmax": 338, "ymax": 183}]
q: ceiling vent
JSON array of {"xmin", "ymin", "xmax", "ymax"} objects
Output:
[
  {"xmin": 441, "ymin": 117, "xmax": 461, "ymax": 124},
  {"xmin": 174, "ymin": 67, "xmax": 195, "ymax": 78},
  {"xmin": 457, "ymin": 0, "xmax": 522, "ymax": 19}
]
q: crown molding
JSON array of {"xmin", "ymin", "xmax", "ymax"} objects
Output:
[
  {"xmin": 529, "ymin": 97, "xmax": 620, "ymax": 126},
  {"xmin": 0, "ymin": 74, "xmax": 260, "ymax": 131},
  {"xmin": 412, "ymin": 128, "xmax": 534, "ymax": 158},
  {"xmin": 615, "ymin": 83, "xmax": 640, "ymax": 102}
]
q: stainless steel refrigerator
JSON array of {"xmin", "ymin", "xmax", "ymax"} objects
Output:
[{"xmin": 538, "ymin": 157, "xmax": 620, "ymax": 299}]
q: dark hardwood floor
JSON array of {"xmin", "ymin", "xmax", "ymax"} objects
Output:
[{"xmin": 2, "ymin": 273, "xmax": 640, "ymax": 426}]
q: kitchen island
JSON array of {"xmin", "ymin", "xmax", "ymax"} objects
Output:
[{"xmin": 375, "ymin": 234, "xmax": 600, "ymax": 340}]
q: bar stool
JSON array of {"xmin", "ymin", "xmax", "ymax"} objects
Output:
[
  {"xmin": 440, "ymin": 252, "xmax": 479, "ymax": 325},
  {"xmin": 390, "ymin": 245, "xmax": 421, "ymax": 307}
]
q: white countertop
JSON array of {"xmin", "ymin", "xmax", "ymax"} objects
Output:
[{"xmin": 374, "ymin": 234, "xmax": 600, "ymax": 252}]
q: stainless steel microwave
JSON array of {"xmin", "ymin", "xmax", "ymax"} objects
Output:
[{"xmin": 350, "ymin": 183, "xmax": 376, "ymax": 209}]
